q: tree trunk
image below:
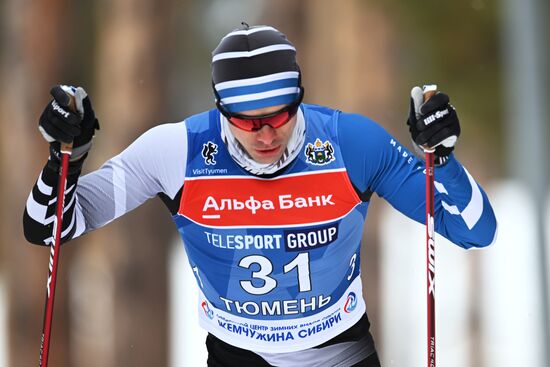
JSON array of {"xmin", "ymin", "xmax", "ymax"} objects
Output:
[
  {"xmin": 262, "ymin": 0, "xmax": 400, "ymax": 351},
  {"xmin": 67, "ymin": 1, "xmax": 176, "ymax": 366},
  {"xmin": 0, "ymin": 0, "xmax": 78, "ymax": 366}
]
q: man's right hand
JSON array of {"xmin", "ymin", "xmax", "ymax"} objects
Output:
[{"xmin": 39, "ymin": 85, "xmax": 99, "ymax": 161}]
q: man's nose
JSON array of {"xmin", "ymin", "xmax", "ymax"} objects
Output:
[{"xmin": 256, "ymin": 125, "xmax": 277, "ymax": 145}]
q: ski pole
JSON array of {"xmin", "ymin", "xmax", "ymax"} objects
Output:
[
  {"xmin": 423, "ymin": 84, "xmax": 437, "ymax": 367},
  {"xmin": 38, "ymin": 94, "xmax": 75, "ymax": 367}
]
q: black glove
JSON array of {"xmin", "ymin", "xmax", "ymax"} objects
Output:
[
  {"xmin": 38, "ymin": 85, "xmax": 99, "ymax": 167},
  {"xmin": 407, "ymin": 86, "xmax": 460, "ymax": 165}
]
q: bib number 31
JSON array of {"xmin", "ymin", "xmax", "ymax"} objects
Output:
[{"xmin": 239, "ymin": 253, "xmax": 311, "ymax": 295}]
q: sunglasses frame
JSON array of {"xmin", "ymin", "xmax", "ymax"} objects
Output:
[{"xmin": 214, "ymin": 81, "xmax": 305, "ymax": 132}]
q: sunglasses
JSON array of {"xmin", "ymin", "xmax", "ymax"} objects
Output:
[
  {"xmin": 215, "ymin": 87, "xmax": 304, "ymax": 132},
  {"xmin": 228, "ymin": 103, "xmax": 301, "ymax": 131}
]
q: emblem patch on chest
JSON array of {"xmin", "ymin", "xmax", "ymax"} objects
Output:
[
  {"xmin": 305, "ymin": 139, "xmax": 335, "ymax": 165},
  {"xmin": 202, "ymin": 141, "xmax": 218, "ymax": 165}
]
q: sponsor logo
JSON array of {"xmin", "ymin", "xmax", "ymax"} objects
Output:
[
  {"xmin": 192, "ymin": 168, "xmax": 228, "ymax": 176},
  {"xmin": 284, "ymin": 223, "xmax": 339, "ymax": 251},
  {"xmin": 179, "ymin": 170, "xmax": 361, "ymax": 227},
  {"xmin": 51, "ymin": 100, "xmax": 70, "ymax": 118},
  {"xmin": 427, "ymin": 213, "xmax": 435, "ymax": 296},
  {"xmin": 423, "ymin": 108, "xmax": 449, "ymax": 126},
  {"xmin": 201, "ymin": 194, "xmax": 334, "ymax": 220},
  {"xmin": 343, "ymin": 292, "xmax": 357, "ymax": 313},
  {"xmin": 202, "ymin": 300, "xmax": 214, "ymax": 319},
  {"xmin": 305, "ymin": 139, "xmax": 335, "ymax": 165},
  {"xmin": 46, "ymin": 238, "xmax": 56, "ymax": 298},
  {"xmin": 202, "ymin": 141, "xmax": 218, "ymax": 165},
  {"xmin": 204, "ymin": 231, "xmax": 282, "ymax": 250}
]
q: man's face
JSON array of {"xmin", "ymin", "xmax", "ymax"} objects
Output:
[{"xmin": 228, "ymin": 104, "xmax": 297, "ymax": 164}]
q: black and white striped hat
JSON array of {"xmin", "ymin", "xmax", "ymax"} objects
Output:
[{"xmin": 212, "ymin": 24, "xmax": 302, "ymax": 113}]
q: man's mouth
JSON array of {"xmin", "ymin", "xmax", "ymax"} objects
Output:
[{"xmin": 254, "ymin": 145, "xmax": 281, "ymax": 156}]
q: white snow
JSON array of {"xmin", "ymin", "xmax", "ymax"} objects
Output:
[
  {"xmin": 169, "ymin": 240, "xmax": 208, "ymax": 367},
  {"xmin": 0, "ymin": 277, "xmax": 7, "ymax": 367}
]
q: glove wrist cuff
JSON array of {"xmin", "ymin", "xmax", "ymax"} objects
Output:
[
  {"xmin": 411, "ymin": 141, "xmax": 452, "ymax": 166},
  {"xmin": 47, "ymin": 147, "xmax": 87, "ymax": 175}
]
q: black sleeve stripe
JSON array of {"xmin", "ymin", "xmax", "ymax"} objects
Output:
[
  {"xmin": 27, "ymin": 187, "xmax": 77, "ymax": 226},
  {"xmin": 32, "ymin": 185, "xmax": 54, "ymax": 205},
  {"xmin": 43, "ymin": 207, "xmax": 77, "ymax": 245},
  {"xmin": 25, "ymin": 192, "xmax": 48, "ymax": 223},
  {"xmin": 36, "ymin": 172, "xmax": 53, "ymax": 195},
  {"xmin": 46, "ymin": 183, "xmax": 76, "ymax": 206},
  {"xmin": 40, "ymin": 161, "xmax": 61, "ymax": 184},
  {"xmin": 23, "ymin": 161, "xmax": 82, "ymax": 245},
  {"xmin": 43, "ymin": 193, "xmax": 77, "ymax": 225},
  {"xmin": 23, "ymin": 207, "xmax": 53, "ymax": 246}
]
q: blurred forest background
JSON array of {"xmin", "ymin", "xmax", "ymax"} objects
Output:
[{"xmin": 0, "ymin": 0, "xmax": 548, "ymax": 366}]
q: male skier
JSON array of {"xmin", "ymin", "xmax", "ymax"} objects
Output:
[{"xmin": 24, "ymin": 24, "xmax": 497, "ymax": 366}]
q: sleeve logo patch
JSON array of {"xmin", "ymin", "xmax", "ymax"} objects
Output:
[{"xmin": 305, "ymin": 139, "xmax": 335, "ymax": 165}]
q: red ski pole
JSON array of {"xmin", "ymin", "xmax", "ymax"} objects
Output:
[
  {"xmin": 38, "ymin": 94, "xmax": 75, "ymax": 367},
  {"xmin": 423, "ymin": 85, "xmax": 437, "ymax": 367}
]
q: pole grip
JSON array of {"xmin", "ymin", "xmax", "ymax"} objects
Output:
[
  {"xmin": 60, "ymin": 93, "xmax": 76, "ymax": 154},
  {"xmin": 422, "ymin": 85, "xmax": 437, "ymax": 153},
  {"xmin": 423, "ymin": 91, "xmax": 436, "ymax": 102}
]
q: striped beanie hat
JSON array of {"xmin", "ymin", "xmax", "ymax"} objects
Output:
[{"xmin": 212, "ymin": 24, "xmax": 303, "ymax": 114}]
